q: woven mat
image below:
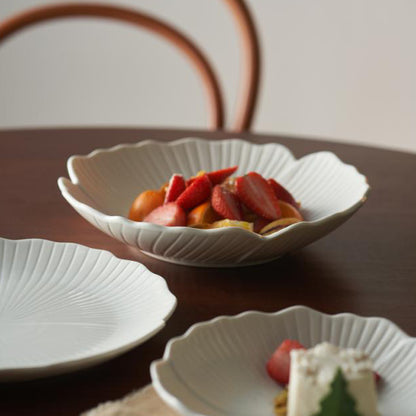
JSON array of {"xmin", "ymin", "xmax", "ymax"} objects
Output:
[{"xmin": 81, "ymin": 385, "xmax": 180, "ymax": 416}]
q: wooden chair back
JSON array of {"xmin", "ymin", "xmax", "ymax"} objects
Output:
[{"xmin": 0, "ymin": 1, "xmax": 260, "ymax": 131}]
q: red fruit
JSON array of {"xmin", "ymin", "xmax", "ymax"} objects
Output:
[
  {"xmin": 143, "ymin": 202, "xmax": 186, "ymax": 226},
  {"xmin": 266, "ymin": 340, "xmax": 305, "ymax": 385},
  {"xmin": 278, "ymin": 339, "xmax": 305, "ymax": 353},
  {"xmin": 211, "ymin": 185, "xmax": 243, "ymax": 220},
  {"xmin": 186, "ymin": 178, "xmax": 195, "ymax": 187},
  {"xmin": 187, "ymin": 166, "xmax": 238, "ymax": 187},
  {"xmin": 253, "ymin": 216, "xmax": 271, "ymax": 233},
  {"xmin": 176, "ymin": 174, "xmax": 212, "ymax": 211},
  {"xmin": 268, "ymin": 178, "xmax": 299, "ymax": 208},
  {"xmin": 164, "ymin": 174, "xmax": 186, "ymax": 204},
  {"xmin": 185, "ymin": 171, "xmax": 205, "ymax": 187},
  {"xmin": 374, "ymin": 371, "xmax": 381, "ymax": 383},
  {"xmin": 236, "ymin": 172, "xmax": 281, "ymax": 220},
  {"xmin": 207, "ymin": 166, "xmax": 238, "ymax": 185}
]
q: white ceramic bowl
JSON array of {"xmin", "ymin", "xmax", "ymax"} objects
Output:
[
  {"xmin": 151, "ymin": 306, "xmax": 415, "ymax": 416},
  {"xmin": 58, "ymin": 138, "xmax": 369, "ymax": 267},
  {"xmin": 0, "ymin": 237, "xmax": 176, "ymax": 382}
]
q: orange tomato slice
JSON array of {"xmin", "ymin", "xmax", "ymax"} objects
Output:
[
  {"xmin": 128, "ymin": 190, "xmax": 164, "ymax": 222},
  {"xmin": 187, "ymin": 201, "xmax": 219, "ymax": 225},
  {"xmin": 278, "ymin": 200, "xmax": 304, "ymax": 220}
]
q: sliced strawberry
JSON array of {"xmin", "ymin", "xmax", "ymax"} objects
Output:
[
  {"xmin": 187, "ymin": 166, "xmax": 238, "ymax": 187},
  {"xmin": 266, "ymin": 339, "xmax": 305, "ymax": 385},
  {"xmin": 277, "ymin": 339, "xmax": 305, "ymax": 353},
  {"xmin": 241, "ymin": 202, "xmax": 256, "ymax": 221},
  {"xmin": 176, "ymin": 173, "xmax": 212, "ymax": 211},
  {"xmin": 143, "ymin": 202, "xmax": 186, "ymax": 226},
  {"xmin": 253, "ymin": 216, "xmax": 271, "ymax": 233},
  {"xmin": 211, "ymin": 185, "xmax": 243, "ymax": 220},
  {"xmin": 164, "ymin": 174, "xmax": 186, "ymax": 204},
  {"xmin": 207, "ymin": 166, "xmax": 238, "ymax": 185},
  {"xmin": 186, "ymin": 170, "xmax": 206, "ymax": 187},
  {"xmin": 268, "ymin": 178, "xmax": 299, "ymax": 208},
  {"xmin": 236, "ymin": 172, "xmax": 281, "ymax": 220}
]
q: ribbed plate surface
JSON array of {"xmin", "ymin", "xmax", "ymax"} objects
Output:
[
  {"xmin": 58, "ymin": 138, "xmax": 369, "ymax": 267},
  {"xmin": 0, "ymin": 238, "xmax": 176, "ymax": 381},
  {"xmin": 151, "ymin": 306, "xmax": 415, "ymax": 416}
]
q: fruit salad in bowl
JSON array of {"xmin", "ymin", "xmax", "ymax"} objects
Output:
[
  {"xmin": 128, "ymin": 166, "xmax": 304, "ymax": 235},
  {"xmin": 58, "ymin": 138, "xmax": 369, "ymax": 267}
]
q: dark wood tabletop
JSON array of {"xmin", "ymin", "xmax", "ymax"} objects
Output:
[{"xmin": 1, "ymin": 128, "xmax": 415, "ymax": 416}]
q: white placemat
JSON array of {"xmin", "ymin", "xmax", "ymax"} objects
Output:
[{"xmin": 81, "ymin": 384, "xmax": 179, "ymax": 416}]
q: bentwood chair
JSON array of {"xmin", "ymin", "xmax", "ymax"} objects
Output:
[{"xmin": 0, "ymin": 1, "xmax": 260, "ymax": 131}]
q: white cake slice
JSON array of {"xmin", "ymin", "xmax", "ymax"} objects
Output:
[{"xmin": 287, "ymin": 342, "xmax": 379, "ymax": 416}]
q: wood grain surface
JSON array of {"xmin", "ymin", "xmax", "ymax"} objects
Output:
[{"xmin": 1, "ymin": 128, "xmax": 415, "ymax": 416}]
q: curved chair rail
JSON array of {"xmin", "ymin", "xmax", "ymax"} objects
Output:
[
  {"xmin": 224, "ymin": 0, "xmax": 261, "ymax": 131},
  {"xmin": 0, "ymin": 3, "xmax": 225, "ymax": 129}
]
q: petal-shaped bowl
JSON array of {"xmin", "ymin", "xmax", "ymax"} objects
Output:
[
  {"xmin": 151, "ymin": 306, "xmax": 415, "ymax": 416},
  {"xmin": 58, "ymin": 138, "xmax": 369, "ymax": 267},
  {"xmin": 0, "ymin": 237, "xmax": 176, "ymax": 382}
]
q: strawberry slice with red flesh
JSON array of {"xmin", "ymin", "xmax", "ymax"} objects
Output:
[
  {"xmin": 268, "ymin": 178, "xmax": 299, "ymax": 208},
  {"xmin": 176, "ymin": 173, "xmax": 212, "ymax": 211},
  {"xmin": 211, "ymin": 185, "xmax": 243, "ymax": 220},
  {"xmin": 207, "ymin": 166, "xmax": 238, "ymax": 185},
  {"xmin": 143, "ymin": 202, "xmax": 186, "ymax": 226},
  {"xmin": 236, "ymin": 172, "xmax": 281, "ymax": 220},
  {"xmin": 187, "ymin": 166, "xmax": 238, "ymax": 187},
  {"xmin": 266, "ymin": 339, "xmax": 306, "ymax": 385},
  {"xmin": 164, "ymin": 174, "xmax": 186, "ymax": 204}
]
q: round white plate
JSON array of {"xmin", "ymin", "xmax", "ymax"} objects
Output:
[
  {"xmin": 151, "ymin": 306, "xmax": 415, "ymax": 416},
  {"xmin": 58, "ymin": 138, "xmax": 369, "ymax": 267},
  {"xmin": 0, "ymin": 237, "xmax": 176, "ymax": 382}
]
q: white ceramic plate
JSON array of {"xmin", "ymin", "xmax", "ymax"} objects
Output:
[
  {"xmin": 58, "ymin": 138, "xmax": 369, "ymax": 267},
  {"xmin": 151, "ymin": 306, "xmax": 416, "ymax": 416},
  {"xmin": 0, "ymin": 237, "xmax": 176, "ymax": 382}
]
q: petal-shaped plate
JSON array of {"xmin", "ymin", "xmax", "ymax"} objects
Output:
[
  {"xmin": 58, "ymin": 138, "xmax": 369, "ymax": 267},
  {"xmin": 0, "ymin": 237, "xmax": 176, "ymax": 381},
  {"xmin": 151, "ymin": 306, "xmax": 415, "ymax": 416}
]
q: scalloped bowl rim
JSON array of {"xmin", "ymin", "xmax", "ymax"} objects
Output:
[
  {"xmin": 0, "ymin": 237, "xmax": 177, "ymax": 373},
  {"xmin": 150, "ymin": 306, "xmax": 414, "ymax": 416},
  {"xmin": 57, "ymin": 138, "xmax": 370, "ymax": 242}
]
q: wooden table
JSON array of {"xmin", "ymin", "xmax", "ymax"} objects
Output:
[{"xmin": 1, "ymin": 128, "xmax": 416, "ymax": 415}]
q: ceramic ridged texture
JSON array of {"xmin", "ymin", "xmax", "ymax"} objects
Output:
[
  {"xmin": 0, "ymin": 237, "xmax": 176, "ymax": 382},
  {"xmin": 151, "ymin": 306, "xmax": 416, "ymax": 416},
  {"xmin": 58, "ymin": 138, "xmax": 369, "ymax": 267}
]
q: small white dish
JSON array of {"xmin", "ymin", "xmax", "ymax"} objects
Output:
[
  {"xmin": 0, "ymin": 237, "xmax": 176, "ymax": 382},
  {"xmin": 151, "ymin": 306, "xmax": 416, "ymax": 416},
  {"xmin": 58, "ymin": 138, "xmax": 369, "ymax": 267}
]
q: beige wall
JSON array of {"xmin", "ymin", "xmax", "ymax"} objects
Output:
[{"xmin": 1, "ymin": 0, "xmax": 415, "ymax": 153}]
